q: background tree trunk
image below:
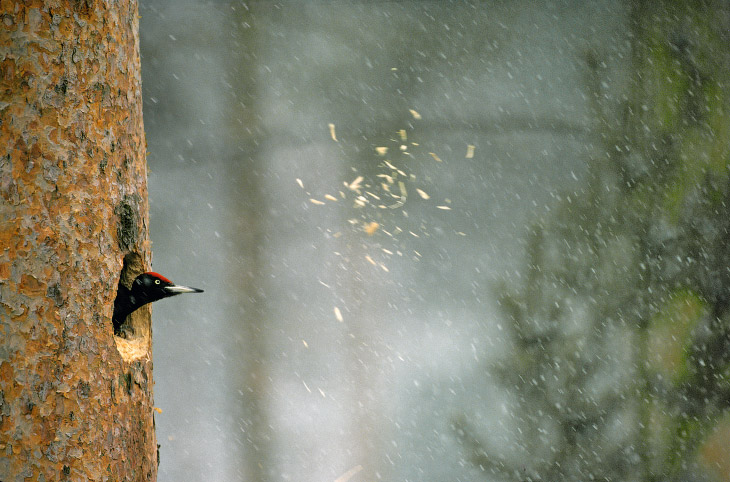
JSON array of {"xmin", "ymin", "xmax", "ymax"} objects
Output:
[{"xmin": 1, "ymin": 1, "xmax": 157, "ymax": 480}]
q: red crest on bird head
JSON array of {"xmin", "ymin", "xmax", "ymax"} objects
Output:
[{"xmin": 145, "ymin": 272, "xmax": 172, "ymax": 284}]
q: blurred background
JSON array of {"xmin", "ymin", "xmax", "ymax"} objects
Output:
[{"xmin": 138, "ymin": 1, "xmax": 730, "ymax": 481}]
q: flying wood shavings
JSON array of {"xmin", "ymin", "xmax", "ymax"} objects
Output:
[
  {"xmin": 416, "ymin": 188, "xmax": 430, "ymax": 199},
  {"xmin": 325, "ymin": 194, "xmax": 338, "ymax": 201},
  {"xmin": 375, "ymin": 146, "xmax": 388, "ymax": 156},
  {"xmin": 334, "ymin": 465, "xmax": 364, "ymax": 482},
  {"xmin": 388, "ymin": 181, "xmax": 407, "ymax": 209},
  {"xmin": 365, "ymin": 191, "xmax": 381, "ymax": 200},
  {"xmin": 364, "ymin": 221, "xmax": 379, "ymax": 235},
  {"xmin": 334, "ymin": 306, "xmax": 343, "ymax": 322},
  {"xmin": 466, "ymin": 144, "xmax": 475, "ymax": 158},
  {"xmin": 347, "ymin": 176, "xmax": 363, "ymax": 192},
  {"xmin": 377, "ymin": 173, "xmax": 394, "ymax": 184},
  {"xmin": 398, "ymin": 129, "xmax": 407, "ymax": 141},
  {"xmin": 381, "ymin": 160, "xmax": 407, "ymax": 177},
  {"xmin": 153, "ymin": 407, "xmax": 163, "ymax": 414},
  {"xmin": 310, "ymin": 198, "xmax": 325, "ymax": 205},
  {"xmin": 302, "ymin": 340, "xmax": 308, "ymax": 348},
  {"xmin": 328, "ymin": 123, "xmax": 337, "ymax": 141},
  {"xmin": 296, "ymin": 178, "xmax": 304, "ymax": 188},
  {"xmin": 365, "ymin": 255, "xmax": 376, "ymax": 265},
  {"xmin": 429, "ymin": 152, "xmax": 443, "ymax": 162},
  {"xmin": 436, "ymin": 205, "xmax": 452, "ymax": 210},
  {"xmin": 409, "ymin": 109, "xmax": 422, "ymax": 120}
]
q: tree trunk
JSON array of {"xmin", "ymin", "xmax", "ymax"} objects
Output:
[{"xmin": 1, "ymin": 1, "xmax": 157, "ymax": 481}]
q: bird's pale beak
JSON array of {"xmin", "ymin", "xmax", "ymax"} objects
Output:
[{"xmin": 164, "ymin": 285, "xmax": 204, "ymax": 294}]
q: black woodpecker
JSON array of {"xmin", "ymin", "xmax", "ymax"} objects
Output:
[{"xmin": 112, "ymin": 272, "xmax": 203, "ymax": 334}]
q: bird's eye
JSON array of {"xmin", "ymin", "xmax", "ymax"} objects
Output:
[{"xmin": 155, "ymin": 279, "xmax": 160, "ymax": 285}]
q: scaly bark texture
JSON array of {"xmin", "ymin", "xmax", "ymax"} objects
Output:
[{"xmin": 0, "ymin": 1, "xmax": 156, "ymax": 481}]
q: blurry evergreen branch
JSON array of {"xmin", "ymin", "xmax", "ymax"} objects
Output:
[{"xmin": 455, "ymin": 1, "xmax": 730, "ymax": 481}]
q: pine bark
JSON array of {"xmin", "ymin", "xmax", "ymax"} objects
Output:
[{"xmin": 0, "ymin": 1, "xmax": 157, "ymax": 480}]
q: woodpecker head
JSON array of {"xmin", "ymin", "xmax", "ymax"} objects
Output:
[
  {"xmin": 113, "ymin": 271, "xmax": 203, "ymax": 334},
  {"xmin": 130, "ymin": 272, "xmax": 204, "ymax": 304}
]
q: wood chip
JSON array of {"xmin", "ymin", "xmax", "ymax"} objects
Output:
[
  {"xmin": 365, "ymin": 191, "xmax": 380, "ymax": 200},
  {"xmin": 347, "ymin": 176, "xmax": 363, "ymax": 191},
  {"xmin": 334, "ymin": 306, "xmax": 343, "ymax": 322},
  {"xmin": 364, "ymin": 221, "xmax": 379, "ymax": 235},
  {"xmin": 296, "ymin": 178, "xmax": 304, "ymax": 188},
  {"xmin": 416, "ymin": 188, "xmax": 430, "ymax": 199},
  {"xmin": 409, "ymin": 109, "xmax": 422, "ymax": 120},
  {"xmin": 310, "ymin": 198, "xmax": 325, "ymax": 205},
  {"xmin": 429, "ymin": 152, "xmax": 443, "ymax": 162},
  {"xmin": 328, "ymin": 123, "xmax": 337, "ymax": 141},
  {"xmin": 388, "ymin": 181, "xmax": 407, "ymax": 209},
  {"xmin": 466, "ymin": 144, "xmax": 475, "ymax": 158},
  {"xmin": 334, "ymin": 465, "xmax": 364, "ymax": 482},
  {"xmin": 375, "ymin": 146, "xmax": 388, "ymax": 155}
]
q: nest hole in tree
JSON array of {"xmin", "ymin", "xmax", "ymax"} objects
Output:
[{"xmin": 113, "ymin": 252, "xmax": 152, "ymax": 361}]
